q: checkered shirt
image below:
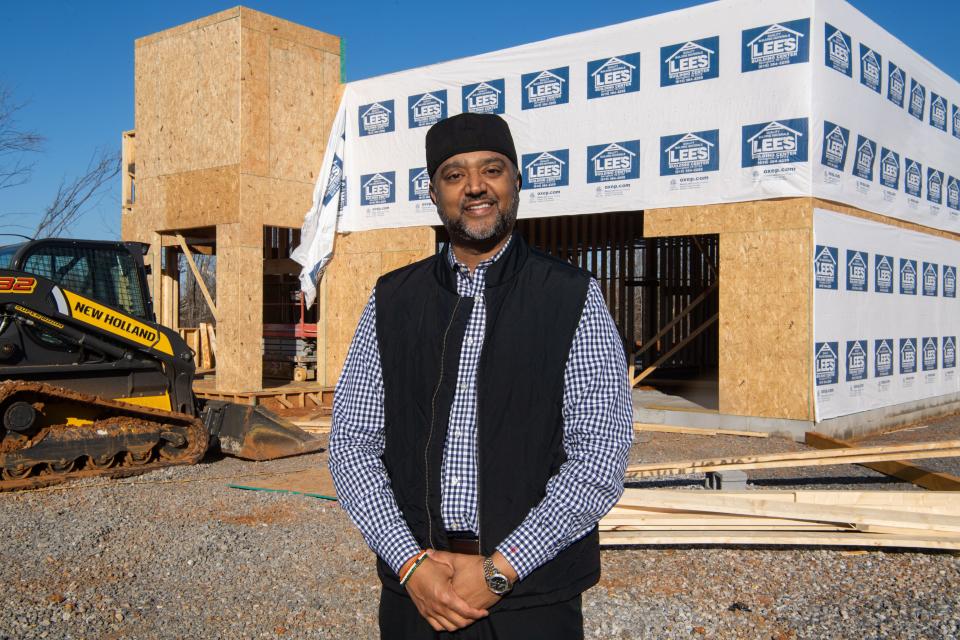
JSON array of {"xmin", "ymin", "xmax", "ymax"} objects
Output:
[{"xmin": 329, "ymin": 241, "xmax": 633, "ymax": 580}]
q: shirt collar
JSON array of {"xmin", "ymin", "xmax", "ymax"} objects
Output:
[{"xmin": 446, "ymin": 235, "xmax": 513, "ymax": 274}]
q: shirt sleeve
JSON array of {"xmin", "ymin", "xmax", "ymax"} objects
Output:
[
  {"xmin": 496, "ymin": 279, "xmax": 633, "ymax": 580},
  {"xmin": 327, "ymin": 291, "xmax": 422, "ymax": 575}
]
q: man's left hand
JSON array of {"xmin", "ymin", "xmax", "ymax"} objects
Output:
[{"xmin": 429, "ymin": 551, "xmax": 518, "ymax": 611}]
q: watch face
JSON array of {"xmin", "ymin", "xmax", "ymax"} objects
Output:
[{"xmin": 489, "ymin": 575, "xmax": 510, "ymax": 594}]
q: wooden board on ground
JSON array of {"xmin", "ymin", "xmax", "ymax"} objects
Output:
[
  {"xmin": 599, "ymin": 530, "xmax": 960, "ymax": 551},
  {"xmin": 229, "ymin": 467, "xmax": 337, "ymax": 500},
  {"xmin": 805, "ymin": 431, "xmax": 960, "ymax": 491},
  {"xmin": 625, "ymin": 440, "xmax": 960, "ymax": 477},
  {"xmin": 633, "ymin": 422, "xmax": 768, "ymax": 438}
]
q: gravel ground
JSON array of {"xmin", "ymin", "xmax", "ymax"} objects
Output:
[{"xmin": 2, "ymin": 415, "xmax": 959, "ymax": 639}]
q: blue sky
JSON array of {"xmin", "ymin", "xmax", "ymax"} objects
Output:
[{"xmin": 0, "ymin": 0, "xmax": 956, "ymax": 241}]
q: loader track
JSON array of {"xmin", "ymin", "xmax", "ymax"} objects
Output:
[{"xmin": 0, "ymin": 381, "xmax": 208, "ymax": 491}]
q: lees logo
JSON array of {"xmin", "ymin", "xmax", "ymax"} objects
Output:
[
  {"xmin": 408, "ymin": 168, "xmax": 430, "ymax": 202},
  {"xmin": 742, "ymin": 118, "xmax": 808, "ymax": 167},
  {"xmin": 948, "ymin": 176, "xmax": 960, "ymax": 211},
  {"xmin": 859, "ymin": 45, "xmax": 882, "ymax": 93},
  {"xmin": 922, "ymin": 262, "xmax": 938, "ymax": 297},
  {"xmin": 909, "ymin": 79, "xmax": 926, "ymax": 121},
  {"xmin": 821, "ymin": 122, "xmax": 849, "ymax": 171},
  {"xmin": 945, "ymin": 337, "xmax": 957, "ymax": 369},
  {"xmin": 874, "ymin": 339, "xmax": 894, "ymax": 378},
  {"xmin": 522, "ymin": 68, "xmax": 569, "ymax": 110},
  {"xmin": 587, "ymin": 141, "xmax": 640, "ymax": 183},
  {"xmin": 462, "ymin": 79, "xmax": 505, "ymax": 115},
  {"xmin": 846, "ymin": 250, "xmax": 868, "ymax": 292},
  {"xmin": 587, "ymin": 54, "xmax": 640, "ymax": 99},
  {"xmin": 930, "ymin": 94, "xmax": 947, "ymax": 132},
  {"xmin": 846, "ymin": 340, "xmax": 868, "ymax": 382},
  {"xmin": 927, "ymin": 168, "xmax": 944, "ymax": 205},
  {"xmin": 0, "ymin": 276, "xmax": 37, "ymax": 293},
  {"xmin": 945, "ymin": 266, "xmax": 957, "ymax": 298},
  {"xmin": 360, "ymin": 172, "xmax": 395, "ymax": 207},
  {"xmin": 887, "ymin": 62, "xmax": 905, "ymax": 108},
  {"xmin": 874, "ymin": 255, "xmax": 894, "ymax": 294},
  {"xmin": 852, "ymin": 135, "xmax": 876, "ymax": 181},
  {"xmin": 922, "ymin": 337, "xmax": 938, "ymax": 371},
  {"xmin": 660, "ymin": 37, "xmax": 719, "ymax": 86},
  {"xmin": 522, "ymin": 150, "xmax": 569, "ymax": 190},
  {"xmin": 660, "ymin": 130, "xmax": 719, "ymax": 176},
  {"xmin": 900, "ymin": 258, "xmax": 917, "ymax": 295},
  {"xmin": 815, "ymin": 341, "xmax": 839, "ymax": 386},
  {"xmin": 408, "ymin": 91, "xmax": 447, "ymax": 129},
  {"xmin": 900, "ymin": 338, "xmax": 917, "ymax": 374},
  {"xmin": 358, "ymin": 101, "xmax": 395, "ymax": 137},
  {"xmin": 954, "ymin": 105, "xmax": 960, "ymax": 140},
  {"xmin": 814, "ymin": 245, "xmax": 838, "ymax": 290},
  {"xmin": 880, "ymin": 148, "xmax": 900, "ymax": 190},
  {"xmin": 742, "ymin": 19, "xmax": 810, "ymax": 72},
  {"xmin": 824, "ymin": 24, "xmax": 852, "ymax": 76},
  {"xmin": 904, "ymin": 159, "xmax": 922, "ymax": 198}
]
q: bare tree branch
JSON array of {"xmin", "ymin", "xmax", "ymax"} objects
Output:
[
  {"xmin": 34, "ymin": 147, "xmax": 121, "ymax": 238},
  {"xmin": 0, "ymin": 86, "xmax": 44, "ymax": 190}
]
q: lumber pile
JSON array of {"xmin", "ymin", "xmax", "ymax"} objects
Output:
[
  {"xmin": 177, "ymin": 323, "xmax": 217, "ymax": 370},
  {"xmin": 624, "ymin": 440, "xmax": 960, "ymax": 478},
  {"xmin": 600, "ymin": 489, "xmax": 960, "ymax": 551}
]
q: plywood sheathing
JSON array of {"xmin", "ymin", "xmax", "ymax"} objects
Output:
[
  {"xmin": 646, "ymin": 199, "xmax": 813, "ymax": 421},
  {"xmin": 323, "ymin": 228, "xmax": 436, "ymax": 385},
  {"xmin": 128, "ymin": 7, "xmax": 342, "ymax": 393}
]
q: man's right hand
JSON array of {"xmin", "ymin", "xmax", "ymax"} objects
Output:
[{"xmin": 404, "ymin": 555, "xmax": 489, "ymax": 632}]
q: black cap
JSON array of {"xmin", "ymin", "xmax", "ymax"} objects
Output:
[{"xmin": 425, "ymin": 113, "xmax": 518, "ymax": 179}]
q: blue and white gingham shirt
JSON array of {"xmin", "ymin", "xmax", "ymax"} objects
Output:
[{"xmin": 329, "ymin": 240, "xmax": 633, "ymax": 580}]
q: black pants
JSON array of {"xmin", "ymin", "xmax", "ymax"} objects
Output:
[{"xmin": 378, "ymin": 587, "xmax": 584, "ymax": 640}]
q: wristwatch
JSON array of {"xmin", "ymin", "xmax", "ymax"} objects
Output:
[{"xmin": 483, "ymin": 556, "xmax": 513, "ymax": 596}]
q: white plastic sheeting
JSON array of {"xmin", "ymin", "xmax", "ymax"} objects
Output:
[{"xmin": 813, "ymin": 208, "xmax": 959, "ymax": 421}]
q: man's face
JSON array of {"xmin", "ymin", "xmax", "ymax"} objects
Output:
[{"xmin": 429, "ymin": 151, "xmax": 520, "ymax": 248}]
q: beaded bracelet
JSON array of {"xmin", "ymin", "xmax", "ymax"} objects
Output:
[{"xmin": 399, "ymin": 550, "xmax": 430, "ymax": 586}]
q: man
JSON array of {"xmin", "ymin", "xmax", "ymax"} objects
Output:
[{"xmin": 329, "ymin": 112, "xmax": 632, "ymax": 639}]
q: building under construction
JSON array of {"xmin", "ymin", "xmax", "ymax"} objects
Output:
[{"xmin": 122, "ymin": 2, "xmax": 960, "ymax": 438}]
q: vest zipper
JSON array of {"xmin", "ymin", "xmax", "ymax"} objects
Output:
[{"xmin": 425, "ymin": 295, "xmax": 462, "ymax": 550}]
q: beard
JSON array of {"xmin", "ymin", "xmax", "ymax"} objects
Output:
[{"xmin": 436, "ymin": 189, "xmax": 519, "ymax": 253}]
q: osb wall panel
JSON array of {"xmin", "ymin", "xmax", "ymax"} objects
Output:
[
  {"xmin": 216, "ymin": 229, "xmax": 264, "ymax": 391},
  {"xmin": 133, "ymin": 44, "xmax": 161, "ymax": 181},
  {"xmin": 645, "ymin": 198, "xmax": 813, "ymax": 237},
  {"xmin": 268, "ymin": 38, "xmax": 327, "ymax": 184},
  {"xmin": 156, "ymin": 166, "xmax": 241, "ymax": 230},
  {"xmin": 240, "ymin": 26, "xmax": 270, "ymax": 177},
  {"xmin": 135, "ymin": 8, "xmax": 239, "ymax": 49},
  {"xmin": 240, "ymin": 174, "xmax": 313, "ymax": 230},
  {"xmin": 323, "ymin": 227, "xmax": 436, "ymax": 384},
  {"xmin": 151, "ymin": 17, "xmax": 241, "ymax": 175},
  {"xmin": 718, "ymin": 214, "xmax": 813, "ymax": 420},
  {"xmin": 239, "ymin": 8, "xmax": 340, "ymax": 54}
]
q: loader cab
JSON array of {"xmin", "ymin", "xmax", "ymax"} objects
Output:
[{"xmin": 0, "ymin": 239, "xmax": 155, "ymax": 322}]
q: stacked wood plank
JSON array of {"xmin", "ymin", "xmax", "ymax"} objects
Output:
[
  {"xmin": 601, "ymin": 489, "xmax": 960, "ymax": 550},
  {"xmin": 624, "ymin": 440, "xmax": 960, "ymax": 478}
]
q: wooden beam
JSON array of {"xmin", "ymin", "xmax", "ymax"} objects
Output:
[
  {"xmin": 625, "ymin": 440, "xmax": 960, "ymax": 477},
  {"xmin": 175, "ymin": 233, "xmax": 218, "ymax": 321},
  {"xmin": 612, "ymin": 490, "xmax": 960, "ymax": 514},
  {"xmin": 633, "ymin": 423, "xmax": 768, "ymax": 438},
  {"xmin": 199, "ymin": 322, "xmax": 213, "ymax": 369},
  {"xmin": 633, "ymin": 312, "xmax": 718, "ymax": 386},
  {"xmin": 635, "ymin": 281, "xmax": 718, "ymax": 359},
  {"xmin": 614, "ymin": 490, "xmax": 960, "ymax": 534},
  {"xmin": 599, "ymin": 530, "xmax": 960, "ymax": 551},
  {"xmin": 805, "ymin": 432, "xmax": 960, "ymax": 491}
]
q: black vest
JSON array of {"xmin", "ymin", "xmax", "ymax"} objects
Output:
[{"xmin": 374, "ymin": 234, "xmax": 600, "ymax": 610}]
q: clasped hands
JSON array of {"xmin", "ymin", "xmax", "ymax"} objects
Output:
[{"xmin": 402, "ymin": 550, "xmax": 516, "ymax": 633}]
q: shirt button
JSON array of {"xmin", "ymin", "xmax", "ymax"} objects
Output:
[
  {"xmin": 466, "ymin": 337, "xmax": 474, "ymax": 346},
  {"xmin": 450, "ymin": 476, "xmax": 460, "ymax": 486},
  {"xmin": 459, "ymin": 383, "xmax": 467, "ymax": 391}
]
